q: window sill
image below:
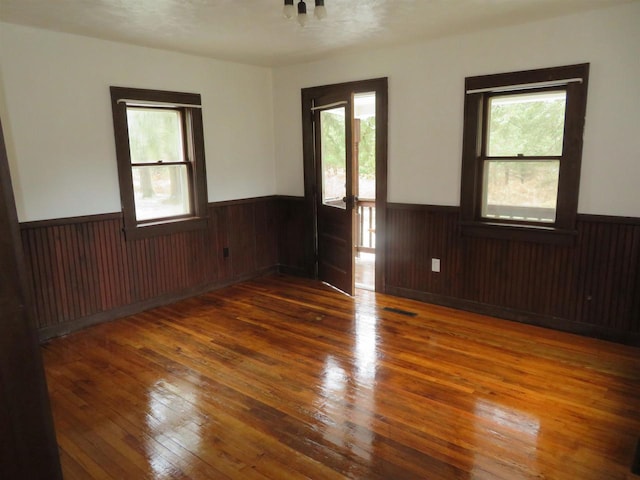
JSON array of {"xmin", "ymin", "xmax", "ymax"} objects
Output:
[
  {"xmin": 124, "ymin": 216, "xmax": 208, "ymax": 241},
  {"xmin": 460, "ymin": 221, "xmax": 577, "ymax": 245}
]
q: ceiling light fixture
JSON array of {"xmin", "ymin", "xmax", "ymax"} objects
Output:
[{"xmin": 283, "ymin": 0, "xmax": 326, "ymax": 26}]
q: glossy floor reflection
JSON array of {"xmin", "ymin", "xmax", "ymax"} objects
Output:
[
  {"xmin": 42, "ymin": 274, "xmax": 640, "ymax": 479},
  {"xmin": 355, "ymin": 252, "xmax": 375, "ymax": 290}
]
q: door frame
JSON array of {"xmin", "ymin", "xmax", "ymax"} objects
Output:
[
  {"xmin": 301, "ymin": 77, "xmax": 388, "ymax": 293},
  {"xmin": 0, "ymin": 115, "xmax": 63, "ymax": 478}
]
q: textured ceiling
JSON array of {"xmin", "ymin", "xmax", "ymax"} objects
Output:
[{"xmin": 0, "ymin": 0, "xmax": 634, "ymax": 67}]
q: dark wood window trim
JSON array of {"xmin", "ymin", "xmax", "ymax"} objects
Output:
[
  {"xmin": 110, "ymin": 86, "xmax": 209, "ymax": 240},
  {"xmin": 460, "ymin": 64, "xmax": 589, "ymax": 244}
]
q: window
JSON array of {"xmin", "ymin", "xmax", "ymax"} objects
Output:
[
  {"xmin": 319, "ymin": 106, "xmax": 347, "ymax": 209},
  {"xmin": 460, "ymin": 64, "xmax": 589, "ymax": 243},
  {"xmin": 110, "ymin": 87, "xmax": 208, "ymax": 239}
]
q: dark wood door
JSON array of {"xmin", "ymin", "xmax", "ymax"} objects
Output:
[
  {"xmin": 313, "ymin": 94, "xmax": 356, "ymax": 295},
  {"xmin": 302, "ymin": 78, "xmax": 388, "ymax": 294},
  {"xmin": 0, "ymin": 117, "xmax": 62, "ymax": 479}
]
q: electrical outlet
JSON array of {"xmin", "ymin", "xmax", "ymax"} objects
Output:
[{"xmin": 431, "ymin": 258, "xmax": 441, "ymax": 273}]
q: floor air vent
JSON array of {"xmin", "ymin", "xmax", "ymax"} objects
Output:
[{"xmin": 383, "ymin": 307, "xmax": 417, "ymax": 317}]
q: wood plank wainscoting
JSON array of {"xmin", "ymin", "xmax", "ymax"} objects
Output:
[
  {"xmin": 21, "ymin": 196, "xmax": 639, "ymax": 344},
  {"xmin": 386, "ymin": 204, "xmax": 640, "ymax": 346},
  {"xmin": 42, "ymin": 275, "xmax": 640, "ymax": 479},
  {"xmin": 20, "ymin": 196, "xmax": 308, "ymax": 341}
]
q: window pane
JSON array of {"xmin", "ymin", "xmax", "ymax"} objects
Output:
[
  {"xmin": 320, "ymin": 107, "xmax": 346, "ymax": 209},
  {"xmin": 127, "ymin": 108, "xmax": 184, "ymax": 164},
  {"xmin": 482, "ymin": 160, "xmax": 559, "ymax": 223},
  {"xmin": 487, "ymin": 91, "xmax": 566, "ymax": 157},
  {"xmin": 132, "ymin": 165, "xmax": 190, "ymax": 221}
]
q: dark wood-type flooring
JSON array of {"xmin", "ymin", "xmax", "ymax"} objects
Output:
[{"xmin": 42, "ymin": 274, "xmax": 640, "ymax": 479}]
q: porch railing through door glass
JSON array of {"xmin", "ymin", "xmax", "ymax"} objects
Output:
[{"xmin": 356, "ymin": 199, "xmax": 375, "ymax": 253}]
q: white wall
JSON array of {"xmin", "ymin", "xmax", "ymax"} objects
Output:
[
  {"xmin": 2, "ymin": 3, "xmax": 639, "ymax": 222},
  {"xmin": 0, "ymin": 23, "xmax": 276, "ymax": 222},
  {"xmin": 273, "ymin": 2, "xmax": 640, "ymax": 217}
]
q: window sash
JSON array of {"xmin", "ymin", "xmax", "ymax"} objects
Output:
[
  {"xmin": 110, "ymin": 86, "xmax": 209, "ymax": 240},
  {"xmin": 459, "ymin": 64, "xmax": 589, "ymax": 244},
  {"xmin": 479, "ymin": 159, "xmax": 560, "ymax": 224},
  {"xmin": 477, "ymin": 87, "xmax": 569, "ymax": 227},
  {"xmin": 126, "ymin": 105, "xmax": 195, "ymax": 223},
  {"xmin": 131, "ymin": 162, "xmax": 195, "ymax": 223},
  {"xmin": 481, "ymin": 87, "xmax": 568, "ymax": 159},
  {"xmin": 126, "ymin": 106, "xmax": 188, "ymax": 165}
]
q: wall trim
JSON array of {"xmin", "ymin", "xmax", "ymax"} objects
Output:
[
  {"xmin": 21, "ymin": 201, "xmax": 638, "ymax": 230},
  {"xmin": 385, "ymin": 285, "xmax": 640, "ymax": 347},
  {"xmin": 387, "ymin": 203, "xmax": 460, "ymax": 213},
  {"xmin": 19, "ymin": 196, "xmax": 284, "ymax": 229},
  {"xmin": 387, "ymin": 202, "xmax": 640, "ymax": 225},
  {"xmin": 38, "ymin": 266, "xmax": 277, "ymax": 342},
  {"xmin": 275, "ymin": 195, "xmax": 306, "ymax": 203},
  {"xmin": 578, "ymin": 213, "xmax": 640, "ymax": 225},
  {"xmin": 211, "ymin": 195, "xmax": 276, "ymax": 207},
  {"xmin": 20, "ymin": 212, "xmax": 123, "ymax": 229}
]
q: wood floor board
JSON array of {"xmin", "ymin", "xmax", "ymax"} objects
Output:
[
  {"xmin": 50, "ymin": 340, "xmax": 313, "ymax": 479},
  {"xmin": 84, "ymin": 322, "xmax": 351, "ymax": 479},
  {"xmin": 42, "ymin": 274, "xmax": 640, "ymax": 479}
]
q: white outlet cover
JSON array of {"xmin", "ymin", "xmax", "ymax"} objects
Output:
[{"xmin": 432, "ymin": 258, "xmax": 441, "ymax": 272}]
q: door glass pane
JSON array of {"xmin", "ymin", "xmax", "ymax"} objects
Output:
[
  {"xmin": 487, "ymin": 91, "xmax": 566, "ymax": 157},
  {"xmin": 482, "ymin": 160, "xmax": 559, "ymax": 223},
  {"xmin": 320, "ymin": 107, "xmax": 346, "ymax": 209},
  {"xmin": 132, "ymin": 165, "xmax": 191, "ymax": 221},
  {"xmin": 354, "ymin": 92, "xmax": 376, "ymax": 200},
  {"xmin": 127, "ymin": 107, "xmax": 185, "ymax": 164}
]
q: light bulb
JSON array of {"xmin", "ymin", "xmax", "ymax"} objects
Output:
[
  {"xmin": 297, "ymin": 1, "xmax": 308, "ymax": 26},
  {"xmin": 283, "ymin": 0, "xmax": 295, "ymax": 19},
  {"xmin": 314, "ymin": 0, "xmax": 327, "ymax": 20},
  {"xmin": 283, "ymin": 4, "xmax": 295, "ymax": 19}
]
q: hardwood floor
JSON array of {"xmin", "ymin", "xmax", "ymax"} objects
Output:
[{"xmin": 42, "ymin": 274, "xmax": 640, "ymax": 479}]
